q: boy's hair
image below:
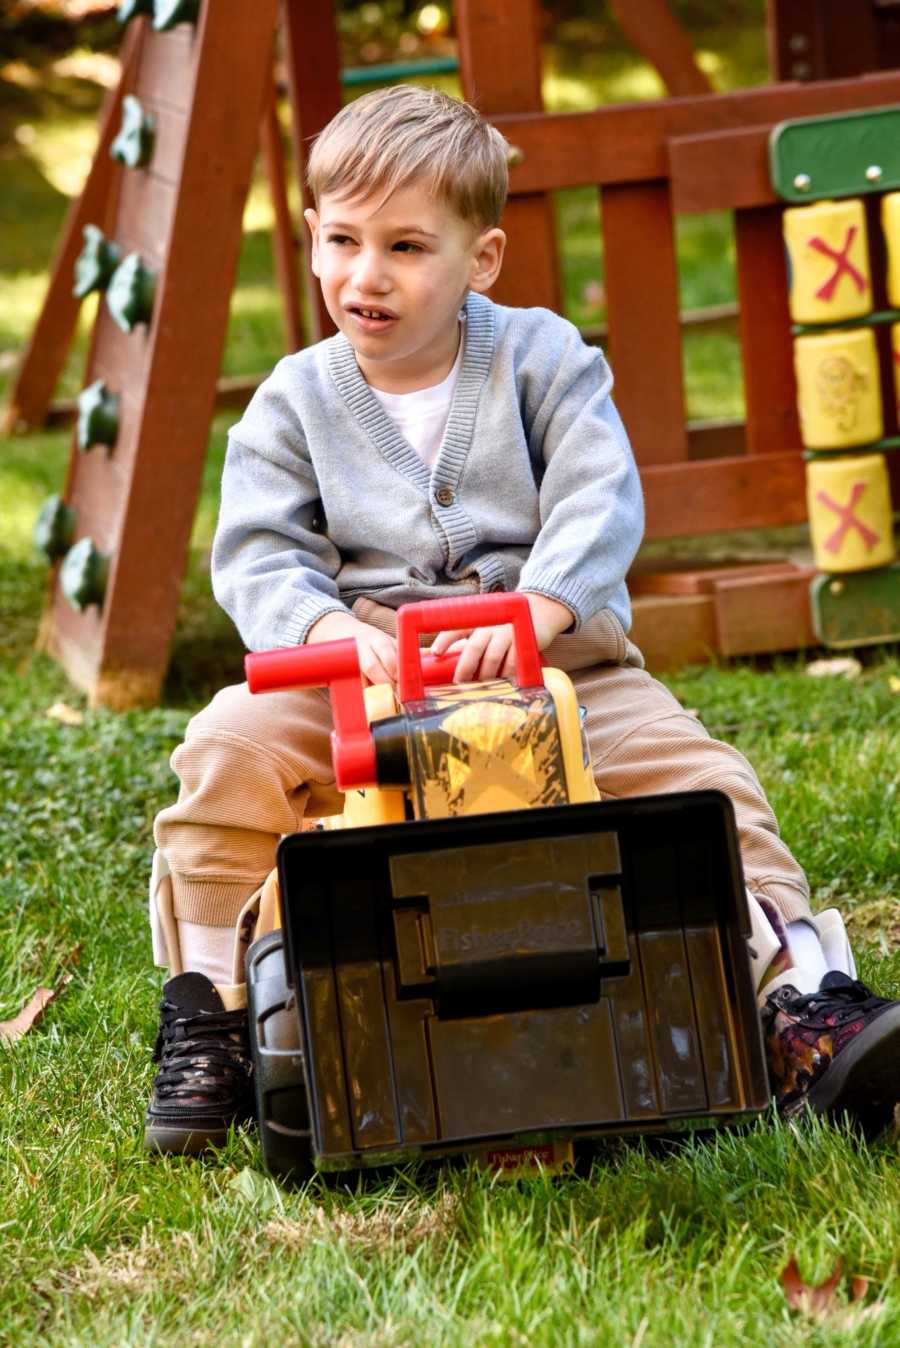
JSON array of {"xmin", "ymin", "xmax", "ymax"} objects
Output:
[{"xmin": 307, "ymin": 85, "xmax": 509, "ymax": 229}]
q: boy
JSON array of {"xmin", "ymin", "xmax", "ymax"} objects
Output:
[{"xmin": 145, "ymin": 86, "xmax": 900, "ymax": 1154}]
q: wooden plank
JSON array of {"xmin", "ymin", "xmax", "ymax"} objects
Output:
[
  {"xmin": 735, "ymin": 206, "xmax": 801, "ymax": 456},
  {"xmin": 456, "ymin": 0, "xmax": 560, "ymax": 313},
  {"xmin": 282, "ymin": 0, "xmax": 343, "ymax": 343},
  {"xmin": 630, "ymin": 594, "xmax": 718, "ymax": 670},
  {"xmin": 642, "ymin": 450, "xmax": 807, "ymax": 539},
  {"xmin": 2, "ymin": 23, "xmax": 141, "ymax": 432},
  {"xmin": 687, "ymin": 420, "xmax": 746, "ymax": 460},
  {"xmin": 629, "ymin": 560, "xmax": 798, "ymax": 597},
  {"xmin": 494, "ymin": 69, "xmax": 900, "ymax": 195},
  {"xmin": 608, "ymin": 0, "xmax": 713, "ymax": 97},
  {"xmin": 260, "ymin": 80, "xmax": 305, "ymax": 353},
  {"xmin": 138, "ymin": 98, "xmax": 186, "ymax": 185},
  {"xmin": 44, "ymin": 1, "xmax": 281, "ymax": 707},
  {"xmin": 115, "ymin": 167, "xmax": 177, "ymax": 266},
  {"xmin": 601, "ymin": 181, "xmax": 687, "ymax": 465},
  {"xmin": 668, "ymin": 126, "xmax": 776, "ymax": 215},
  {"xmin": 712, "ymin": 568, "xmax": 817, "ymax": 655},
  {"xmin": 135, "ymin": 24, "xmax": 197, "ymax": 114}
]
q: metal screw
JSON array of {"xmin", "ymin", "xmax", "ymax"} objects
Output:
[
  {"xmin": 789, "ymin": 33, "xmax": 809, "ymax": 52},
  {"xmin": 830, "ymin": 580, "xmax": 844, "ymax": 596},
  {"xmin": 794, "ymin": 173, "xmax": 812, "ymax": 192},
  {"xmin": 866, "ymin": 164, "xmax": 883, "ymax": 183},
  {"xmin": 791, "ymin": 60, "xmax": 812, "ymax": 79},
  {"xmin": 506, "ymin": 144, "xmax": 524, "ymax": 167}
]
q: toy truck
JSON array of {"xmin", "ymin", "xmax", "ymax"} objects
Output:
[{"xmin": 243, "ymin": 594, "xmax": 769, "ymax": 1181}]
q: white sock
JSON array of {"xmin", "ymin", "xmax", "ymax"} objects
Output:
[
  {"xmin": 785, "ymin": 919, "xmax": 828, "ymax": 986},
  {"xmin": 176, "ymin": 921, "xmax": 236, "ymax": 988}
]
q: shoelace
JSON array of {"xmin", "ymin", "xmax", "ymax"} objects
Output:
[
  {"xmin": 153, "ymin": 1003, "xmax": 251, "ymax": 1103},
  {"xmin": 781, "ymin": 979, "xmax": 888, "ymax": 1029}
]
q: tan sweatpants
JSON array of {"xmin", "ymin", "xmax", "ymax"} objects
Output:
[{"xmin": 154, "ymin": 602, "xmax": 812, "ymax": 927}]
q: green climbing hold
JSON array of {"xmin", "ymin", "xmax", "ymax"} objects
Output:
[
  {"xmin": 153, "ymin": 0, "xmax": 200, "ymax": 32},
  {"xmin": 60, "ymin": 539, "xmax": 109, "ymax": 612},
  {"xmin": 111, "ymin": 95, "xmax": 156, "ymax": 169},
  {"xmin": 73, "ymin": 225, "xmax": 121, "ymax": 299},
  {"xmin": 117, "ymin": 0, "xmax": 153, "ymax": 22},
  {"xmin": 106, "ymin": 253, "xmax": 157, "ymax": 332},
  {"xmin": 77, "ymin": 380, "xmax": 120, "ymax": 452},
  {"xmin": 33, "ymin": 497, "xmax": 76, "ymax": 562}
]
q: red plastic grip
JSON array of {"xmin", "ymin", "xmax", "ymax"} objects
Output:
[
  {"xmin": 245, "ymin": 640, "xmax": 376, "ymax": 791},
  {"xmin": 397, "ymin": 593, "xmax": 544, "ymax": 702}
]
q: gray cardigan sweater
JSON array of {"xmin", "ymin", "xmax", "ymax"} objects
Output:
[{"xmin": 213, "ymin": 291, "xmax": 644, "ymax": 650}]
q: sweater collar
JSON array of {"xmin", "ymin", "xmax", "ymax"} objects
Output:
[{"xmin": 326, "ymin": 292, "xmax": 495, "ymax": 491}]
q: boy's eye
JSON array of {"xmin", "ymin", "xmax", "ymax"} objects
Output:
[
  {"xmin": 326, "ymin": 234, "xmax": 352, "ymax": 245},
  {"xmin": 393, "ymin": 241, "xmax": 422, "ymax": 253}
]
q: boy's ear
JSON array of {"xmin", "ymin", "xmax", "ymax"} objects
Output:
[
  {"xmin": 468, "ymin": 227, "xmax": 506, "ymax": 294},
  {"xmin": 303, "ymin": 208, "xmax": 321, "ymax": 277}
]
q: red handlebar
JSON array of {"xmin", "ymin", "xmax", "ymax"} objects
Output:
[
  {"xmin": 244, "ymin": 644, "xmax": 463, "ymax": 790},
  {"xmin": 397, "ymin": 593, "xmax": 543, "ymax": 701}
]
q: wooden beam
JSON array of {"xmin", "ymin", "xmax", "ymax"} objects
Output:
[
  {"xmin": 642, "ymin": 450, "xmax": 807, "ymax": 539},
  {"xmin": 712, "ymin": 568, "xmax": 817, "ymax": 655},
  {"xmin": 630, "ymin": 593, "xmax": 718, "ymax": 671},
  {"xmin": 495, "ymin": 69, "xmax": 900, "ymax": 196},
  {"xmin": 608, "ymin": 0, "xmax": 713, "ymax": 97}
]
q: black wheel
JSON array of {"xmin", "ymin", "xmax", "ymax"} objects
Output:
[{"xmin": 246, "ymin": 929, "xmax": 314, "ymax": 1184}]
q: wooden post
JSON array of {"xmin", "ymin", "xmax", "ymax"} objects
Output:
[
  {"xmin": 260, "ymin": 77, "xmax": 305, "ymax": 353},
  {"xmin": 601, "ymin": 181, "xmax": 687, "ymax": 465},
  {"xmin": 735, "ymin": 206, "xmax": 801, "ymax": 454},
  {"xmin": 766, "ymin": 0, "xmax": 879, "ymax": 81},
  {"xmin": 2, "ymin": 22, "xmax": 142, "ymax": 433},
  {"xmin": 281, "ymin": 0, "xmax": 343, "ymax": 342},
  {"xmin": 456, "ymin": 0, "xmax": 561, "ymax": 313}
]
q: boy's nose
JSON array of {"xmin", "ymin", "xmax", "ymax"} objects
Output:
[{"xmin": 351, "ymin": 249, "xmax": 391, "ymax": 294}]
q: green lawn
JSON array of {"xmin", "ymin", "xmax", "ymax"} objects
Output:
[{"xmin": 2, "ymin": 26, "xmax": 900, "ymax": 1346}]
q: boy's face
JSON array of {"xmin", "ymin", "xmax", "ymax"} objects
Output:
[{"xmin": 304, "ymin": 182, "xmax": 505, "ymax": 393}]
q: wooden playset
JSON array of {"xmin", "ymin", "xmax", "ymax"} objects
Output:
[{"xmin": 9, "ymin": 0, "xmax": 900, "ymax": 706}]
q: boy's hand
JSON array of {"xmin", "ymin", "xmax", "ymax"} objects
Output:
[
  {"xmin": 430, "ymin": 592, "xmax": 573, "ymax": 683},
  {"xmin": 306, "ymin": 611, "xmax": 398, "ymax": 686}
]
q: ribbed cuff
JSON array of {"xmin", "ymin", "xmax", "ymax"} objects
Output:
[
  {"xmin": 516, "ymin": 571, "xmax": 595, "ymax": 631},
  {"xmin": 170, "ymin": 874, "xmax": 264, "ymax": 926},
  {"xmin": 279, "ymin": 598, "xmax": 352, "ymax": 647}
]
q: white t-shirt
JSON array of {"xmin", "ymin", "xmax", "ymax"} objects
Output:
[{"xmin": 368, "ymin": 322, "xmax": 464, "ymax": 469}]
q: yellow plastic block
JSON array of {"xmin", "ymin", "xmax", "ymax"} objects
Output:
[
  {"xmin": 807, "ymin": 453, "xmax": 895, "ymax": 572},
  {"xmin": 794, "ymin": 327, "xmax": 883, "ymax": 450},
  {"xmin": 881, "ymin": 193, "xmax": 900, "ymax": 308},
  {"xmin": 784, "ymin": 198, "xmax": 872, "ymax": 324}
]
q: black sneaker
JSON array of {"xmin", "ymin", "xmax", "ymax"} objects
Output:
[
  {"xmin": 144, "ymin": 972, "xmax": 253, "ymax": 1155},
  {"xmin": 763, "ymin": 971, "xmax": 900, "ymax": 1136}
]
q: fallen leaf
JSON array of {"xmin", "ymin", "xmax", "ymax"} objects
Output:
[
  {"xmin": 0, "ymin": 987, "xmax": 56, "ymax": 1044},
  {"xmin": 45, "ymin": 701, "xmax": 84, "ymax": 726},
  {"xmin": 782, "ymin": 1256, "xmax": 843, "ymax": 1316},
  {"xmin": 805, "ymin": 657, "xmax": 862, "ymax": 679}
]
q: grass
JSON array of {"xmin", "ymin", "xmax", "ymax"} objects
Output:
[{"xmin": 2, "ymin": 25, "xmax": 900, "ymax": 1346}]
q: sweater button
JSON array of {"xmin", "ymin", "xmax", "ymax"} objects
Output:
[{"xmin": 435, "ymin": 486, "xmax": 454, "ymax": 507}]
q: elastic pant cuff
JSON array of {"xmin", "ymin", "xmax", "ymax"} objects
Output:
[{"xmin": 170, "ymin": 874, "xmax": 264, "ymax": 926}]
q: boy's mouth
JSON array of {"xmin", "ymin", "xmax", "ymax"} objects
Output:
[{"xmin": 346, "ymin": 304, "xmax": 398, "ymax": 332}]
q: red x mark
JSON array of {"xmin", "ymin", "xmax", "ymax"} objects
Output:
[
  {"xmin": 808, "ymin": 227, "xmax": 867, "ymax": 301},
  {"xmin": 815, "ymin": 481, "xmax": 881, "ymax": 554}
]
